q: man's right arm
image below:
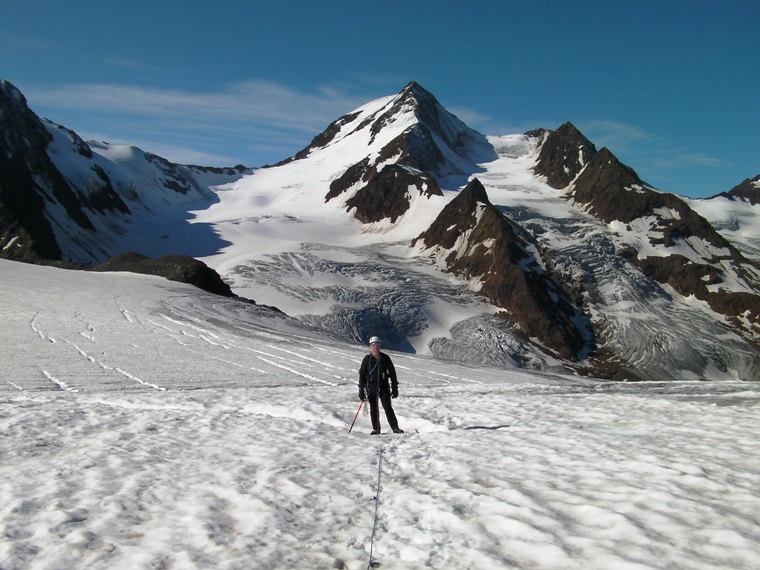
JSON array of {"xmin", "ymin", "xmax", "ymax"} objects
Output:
[{"xmin": 358, "ymin": 355, "xmax": 368, "ymax": 399}]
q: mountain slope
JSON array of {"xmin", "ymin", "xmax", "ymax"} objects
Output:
[
  {"xmin": 1, "ymin": 80, "xmax": 99, "ymax": 262},
  {"xmin": 565, "ymin": 143, "xmax": 760, "ymax": 341},
  {"xmin": 319, "ymin": 81, "xmax": 495, "ymax": 223},
  {"xmin": 0, "ymin": 80, "xmax": 248, "ymax": 264},
  {"xmin": 414, "ymin": 178, "xmax": 592, "ymax": 360}
]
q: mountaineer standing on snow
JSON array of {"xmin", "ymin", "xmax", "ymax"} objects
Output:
[{"xmin": 358, "ymin": 336, "xmax": 404, "ymax": 435}]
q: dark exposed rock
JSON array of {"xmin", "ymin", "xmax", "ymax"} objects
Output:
[
  {"xmin": 0, "ymin": 81, "xmax": 76, "ymax": 262},
  {"xmin": 415, "ymin": 178, "xmax": 591, "ymax": 359},
  {"xmin": 415, "ymin": 177, "xmax": 490, "ymax": 250},
  {"xmin": 192, "ymin": 163, "xmax": 250, "ymax": 175},
  {"xmin": 326, "ymin": 158, "xmax": 371, "ymax": 202},
  {"xmin": 346, "ymin": 164, "xmax": 441, "ymax": 224},
  {"xmin": 637, "ymin": 253, "xmax": 760, "ymax": 336},
  {"xmin": 275, "ymin": 111, "xmax": 362, "ymax": 166},
  {"xmin": 637, "ymin": 254, "xmax": 722, "ymax": 296},
  {"xmin": 706, "ymin": 291, "xmax": 760, "ymax": 336},
  {"xmin": 0, "ymin": 81, "xmax": 52, "ymax": 152},
  {"xmin": 571, "ymin": 148, "xmax": 740, "ymax": 252},
  {"xmin": 0, "ymin": 152, "xmax": 62, "ymax": 262},
  {"xmin": 0, "ymin": 80, "xmax": 142, "ymax": 263},
  {"xmin": 716, "ymin": 175, "xmax": 760, "ymax": 204},
  {"xmin": 571, "ymin": 147, "xmax": 650, "ymax": 222},
  {"xmin": 380, "ymin": 124, "xmax": 448, "ymax": 174},
  {"xmin": 91, "ymin": 253, "xmax": 236, "ymax": 297},
  {"xmin": 531, "ymin": 122, "xmax": 597, "ymax": 189}
]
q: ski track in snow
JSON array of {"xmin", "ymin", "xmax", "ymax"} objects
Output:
[{"xmin": 2, "ymin": 260, "xmax": 760, "ymax": 569}]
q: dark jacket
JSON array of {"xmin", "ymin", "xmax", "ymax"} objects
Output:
[{"xmin": 359, "ymin": 352, "xmax": 398, "ymax": 397}]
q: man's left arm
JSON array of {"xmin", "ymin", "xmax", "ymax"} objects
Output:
[{"xmin": 386, "ymin": 355, "xmax": 399, "ymax": 398}]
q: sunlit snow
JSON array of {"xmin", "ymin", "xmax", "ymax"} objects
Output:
[{"xmin": 2, "ymin": 259, "xmax": 759, "ymax": 569}]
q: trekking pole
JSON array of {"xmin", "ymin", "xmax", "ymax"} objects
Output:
[{"xmin": 349, "ymin": 400, "xmax": 365, "ymax": 433}]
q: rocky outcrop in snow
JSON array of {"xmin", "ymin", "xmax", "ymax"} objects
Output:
[
  {"xmin": 91, "ymin": 252, "xmax": 237, "ymax": 298},
  {"xmin": 414, "ymin": 178, "xmax": 592, "ymax": 360},
  {"xmin": 530, "ymin": 122, "xmax": 597, "ymax": 189}
]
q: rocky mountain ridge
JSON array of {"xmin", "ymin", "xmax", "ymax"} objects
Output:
[
  {"xmin": 720, "ymin": 175, "xmax": 760, "ymax": 205},
  {"xmin": 413, "ymin": 178, "xmax": 592, "ymax": 361},
  {"xmin": 561, "ymin": 133, "xmax": 760, "ymax": 341}
]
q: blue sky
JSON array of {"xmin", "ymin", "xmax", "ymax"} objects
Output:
[{"xmin": 2, "ymin": 0, "xmax": 757, "ymax": 198}]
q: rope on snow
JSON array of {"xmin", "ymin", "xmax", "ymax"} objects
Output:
[{"xmin": 367, "ymin": 444, "xmax": 384, "ymax": 569}]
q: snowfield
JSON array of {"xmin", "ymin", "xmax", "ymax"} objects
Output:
[{"xmin": 2, "ymin": 259, "xmax": 760, "ymax": 570}]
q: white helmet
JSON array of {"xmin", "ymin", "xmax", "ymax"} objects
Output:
[{"xmin": 369, "ymin": 336, "xmax": 381, "ymax": 345}]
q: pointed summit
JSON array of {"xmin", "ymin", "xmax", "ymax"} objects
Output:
[
  {"xmin": 291, "ymin": 82, "xmax": 494, "ymax": 176},
  {"xmin": 413, "ymin": 178, "xmax": 490, "ymax": 250},
  {"xmin": 391, "ymin": 81, "xmax": 452, "ymax": 132},
  {"xmin": 530, "ymin": 121, "xmax": 597, "ymax": 189},
  {"xmin": 368, "ymin": 81, "xmax": 494, "ymax": 166},
  {"xmin": 394, "ymin": 81, "xmax": 435, "ymax": 107},
  {"xmin": 321, "ymin": 82, "xmax": 495, "ymax": 224},
  {"xmin": 1, "ymin": 80, "xmax": 53, "ymax": 154}
]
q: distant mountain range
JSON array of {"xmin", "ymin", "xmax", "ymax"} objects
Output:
[{"xmin": 2, "ymin": 79, "xmax": 759, "ymax": 381}]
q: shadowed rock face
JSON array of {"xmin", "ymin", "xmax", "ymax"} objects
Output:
[
  {"xmin": 530, "ymin": 122, "xmax": 598, "ymax": 189},
  {"xmin": 91, "ymin": 253, "xmax": 236, "ymax": 298},
  {"xmin": 323, "ymin": 126, "xmax": 444, "ymax": 224},
  {"xmin": 345, "ymin": 164, "xmax": 441, "ymax": 224},
  {"xmin": 636, "ymin": 253, "xmax": 760, "ymax": 337},
  {"xmin": 571, "ymin": 147, "xmax": 705, "ymax": 226},
  {"xmin": 1, "ymin": 79, "xmax": 242, "ymax": 267},
  {"xmin": 717, "ymin": 174, "xmax": 760, "ymax": 204},
  {"xmin": 0, "ymin": 80, "xmax": 84, "ymax": 262},
  {"xmin": 415, "ymin": 178, "xmax": 592, "ymax": 360}
]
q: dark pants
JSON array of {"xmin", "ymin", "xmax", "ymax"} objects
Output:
[{"xmin": 368, "ymin": 388, "xmax": 398, "ymax": 432}]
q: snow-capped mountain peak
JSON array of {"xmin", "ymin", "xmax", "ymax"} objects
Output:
[
  {"xmin": 3, "ymin": 79, "xmax": 760, "ymax": 381},
  {"xmin": 288, "ymin": 81, "xmax": 494, "ymax": 186}
]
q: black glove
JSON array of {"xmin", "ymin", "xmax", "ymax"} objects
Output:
[
  {"xmin": 392, "ymin": 387, "xmax": 398, "ymax": 399},
  {"xmin": 359, "ymin": 389, "xmax": 366, "ymax": 401}
]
